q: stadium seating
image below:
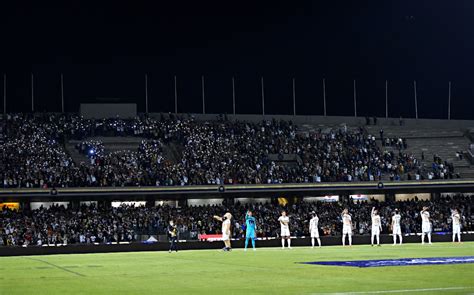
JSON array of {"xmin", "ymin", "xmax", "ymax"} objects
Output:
[{"xmin": 2, "ymin": 113, "xmax": 469, "ymax": 188}]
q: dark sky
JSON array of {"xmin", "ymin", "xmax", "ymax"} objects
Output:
[{"xmin": 1, "ymin": 1, "xmax": 474, "ymax": 119}]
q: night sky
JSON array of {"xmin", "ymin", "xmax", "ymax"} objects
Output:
[{"xmin": 1, "ymin": 1, "xmax": 474, "ymax": 119}]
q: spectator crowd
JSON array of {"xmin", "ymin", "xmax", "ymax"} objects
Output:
[
  {"xmin": 1, "ymin": 195, "xmax": 472, "ymax": 247},
  {"xmin": 1, "ymin": 113, "xmax": 459, "ymax": 188}
]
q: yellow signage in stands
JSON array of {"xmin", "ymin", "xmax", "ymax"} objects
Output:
[{"xmin": 0, "ymin": 202, "xmax": 20, "ymax": 211}]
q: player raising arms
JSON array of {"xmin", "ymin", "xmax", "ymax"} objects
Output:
[
  {"xmin": 341, "ymin": 209, "xmax": 353, "ymax": 247},
  {"xmin": 371, "ymin": 207, "xmax": 382, "ymax": 246},
  {"xmin": 213, "ymin": 212, "xmax": 233, "ymax": 251},
  {"xmin": 451, "ymin": 209, "xmax": 462, "ymax": 243},
  {"xmin": 244, "ymin": 210, "xmax": 257, "ymax": 251},
  {"xmin": 309, "ymin": 211, "xmax": 321, "ymax": 248},
  {"xmin": 420, "ymin": 206, "xmax": 432, "ymax": 245},
  {"xmin": 391, "ymin": 209, "xmax": 403, "ymax": 245},
  {"xmin": 278, "ymin": 211, "xmax": 291, "ymax": 249}
]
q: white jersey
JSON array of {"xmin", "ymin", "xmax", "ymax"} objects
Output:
[
  {"xmin": 222, "ymin": 219, "xmax": 231, "ymax": 234},
  {"xmin": 452, "ymin": 213, "xmax": 461, "ymax": 234},
  {"xmin": 278, "ymin": 216, "xmax": 290, "ymax": 237},
  {"xmin": 310, "ymin": 216, "xmax": 320, "ymax": 238},
  {"xmin": 392, "ymin": 214, "xmax": 401, "ymax": 227},
  {"xmin": 342, "ymin": 214, "xmax": 352, "ymax": 226},
  {"xmin": 279, "ymin": 216, "xmax": 290, "ymax": 230},
  {"xmin": 222, "ymin": 219, "xmax": 231, "ymax": 241},
  {"xmin": 421, "ymin": 210, "xmax": 431, "ymax": 233},
  {"xmin": 342, "ymin": 213, "xmax": 352, "ymax": 235},
  {"xmin": 372, "ymin": 214, "xmax": 381, "ymax": 228},
  {"xmin": 309, "ymin": 216, "xmax": 319, "ymax": 232},
  {"xmin": 421, "ymin": 211, "xmax": 430, "ymax": 224},
  {"xmin": 452, "ymin": 213, "xmax": 461, "ymax": 226},
  {"xmin": 392, "ymin": 214, "xmax": 402, "ymax": 235}
]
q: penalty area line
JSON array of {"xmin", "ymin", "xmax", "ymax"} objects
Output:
[{"xmin": 311, "ymin": 286, "xmax": 473, "ymax": 294}]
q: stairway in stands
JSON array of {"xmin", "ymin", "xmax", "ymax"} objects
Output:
[{"xmin": 65, "ymin": 137, "xmax": 144, "ymax": 166}]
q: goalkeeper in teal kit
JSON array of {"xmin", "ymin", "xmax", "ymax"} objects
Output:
[{"xmin": 244, "ymin": 210, "xmax": 257, "ymax": 251}]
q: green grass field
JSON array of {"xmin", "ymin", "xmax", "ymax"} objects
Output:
[{"xmin": 1, "ymin": 242, "xmax": 473, "ymax": 294}]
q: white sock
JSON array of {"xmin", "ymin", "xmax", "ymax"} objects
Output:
[
  {"xmin": 421, "ymin": 233, "xmax": 425, "ymax": 244},
  {"xmin": 428, "ymin": 233, "xmax": 432, "ymax": 244},
  {"xmin": 457, "ymin": 233, "xmax": 461, "ymax": 242},
  {"xmin": 342, "ymin": 234, "xmax": 346, "ymax": 246},
  {"xmin": 317, "ymin": 238, "xmax": 321, "ymax": 247},
  {"xmin": 287, "ymin": 238, "xmax": 291, "ymax": 248},
  {"xmin": 398, "ymin": 234, "xmax": 403, "ymax": 244},
  {"xmin": 281, "ymin": 238, "xmax": 285, "ymax": 248},
  {"xmin": 311, "ymin": 238, "xmax": 315, "ymax": 247},
  {"xmin": 348, "ymin": 235, "xmax": 352, "ymax": 246},
  {"xmin": 376, "ymin": 234, "xmax": 380, "ymax": 245},
  {"xmin": 371, "ymin": 234, "xmax": 374, "ymax": 245}
]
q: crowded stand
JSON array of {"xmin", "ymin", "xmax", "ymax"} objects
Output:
[
  {"xmin": 0, "ymin": 196, "xmax": 472, "ymax": 246},
  {"xmin": 1, "ymin": 113, "xmax": 459, "ymax": 188}
]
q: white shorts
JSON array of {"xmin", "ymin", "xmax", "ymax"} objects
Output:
[
  {"xmin": 281, "ymin": 228, "xmax": 290, "ymax": 237},
  {"xmin": 453, "ymin": 224, "xmax": 461, "ymax": 234},
  {"xmin": 311, "ymin": 230, "xmax": 319, "ymax": 238},
  {"xmin": 343, "ymin": 225, "xmax": 352, "ymax": 235},
  {"xmin": 222, "ymin": 233, "xmax": 230, "ymax": 241},
  {"xmin": 371, "ymin": 226, "xmax": 380, "ymax": 236},
  {"xmin": 393, "ymin": 226, "xmax": 402, "ymax": 235},
  {"xmin": 422, "ymin": 223, "xmax": 431, "ymax": 233}
]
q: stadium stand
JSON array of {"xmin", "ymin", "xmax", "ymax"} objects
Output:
[
  {"xmin": 2, "ymin": 113, "xmax": 471, "ymax": 189},
  {"xmin": 1, "ymin": 195, "xmax": 472, "ymax": 247}
]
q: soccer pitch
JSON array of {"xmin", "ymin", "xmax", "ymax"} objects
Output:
[{"xmin": 1, "ymin": 243, "xmax": 473, "ymax": 294}]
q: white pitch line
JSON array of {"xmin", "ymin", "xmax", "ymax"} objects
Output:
[{"xmin": 312, "ymin": 286, "xmax": 473, "ymax": 294}]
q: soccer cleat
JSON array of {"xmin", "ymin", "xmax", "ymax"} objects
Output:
[
  {"xmin": 244, "ymin": 248, "xmax": 247, "ymax": 252},
  {"xmin": 253, "ymin": 248, "xmax": 256, "ymax": 251}
]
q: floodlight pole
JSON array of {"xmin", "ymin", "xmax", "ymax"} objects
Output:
[
  {"xmin": 3, "ymin": 74, "xmax": 6, "ymax": 115},
  {"xmin": 145, "ymin": 74, "xmax": 148, "ymax": 114},
  {"xmin": 353, "ymin": 79, "xmax": 357, "ymax": 117},
  {"xmin": 323, "ymin": 78, "xmax": 327, "ymax": 116},
  {"xmin": 292, "ymin": 78, "xmax": 296, "ymax": 116},
  {"xmin": 232, "ymin": 77, "xmax": 236, "ymax": 115},
  {"xmin": 174, "ymin": 75, "xmax": 178, "ymax": 114},
  {"xmin": 201, "ymin": 75, "xmax": 206, "ymax": 114},
  {"xmin": 413, "ymin": 80, "xmax": 418, "ymax": 119},
  {"xmin": 31, "ymin": 73, "xmax": 34, "ymax": 112},
  {"xmin": 448, "ymin": 81, "xmax": 451, "ymax": 120},
  {"xmin": 61, "ymin": 74, "xmax": 65, "ymax": 113},
  {"xmin": 385, "ymin": 80, "xmax": 388, "ymax": 118},
  {"xmin": 261, "ymin": 76, "xmax": 265, "ymax": 116}
]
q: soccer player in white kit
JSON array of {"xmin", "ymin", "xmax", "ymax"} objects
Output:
[
  {"xmin": 391, "ymin": 209, "xmax": 402, "ymax": 245},
  {"xmin": 451, "ymin": 209, "xmax": 462, "ymax": 243},
  {"xmin": 341, "ymin": 209, "xmax": 353, "ymax": 247},
  {"xmin": 213, "ymin": 212, "xmax": 232, "ymax": 251},
  {"xmin": 371, "ymin": 207, "xmax": 382, "ymax": 246},
  {"xmin": 420, "ymin": 206, "xmax": 432, "ymax": 245},
  {"xmin": 278, "ymin": 211, "xmax": 291, "ymax": 249},
  {"xmin": 309, "ymin": 211, "xmax": 321, "ymax": 248}
]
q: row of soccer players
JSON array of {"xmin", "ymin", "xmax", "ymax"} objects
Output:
[
  {"xmin": 213, "ymin": 207, "xmax": 462, "ymax": 251},
  {"xmin": 280, "ymin": 206, "xmax": 463, "ymax": 248}
]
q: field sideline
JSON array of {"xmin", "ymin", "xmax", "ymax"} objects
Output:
[{"xmin": 0, "ymin": 242, "xmax": 473, "ymax": 294}]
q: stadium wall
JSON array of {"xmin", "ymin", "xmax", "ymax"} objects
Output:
[{"xmin": 1, "ymin": 234, "xmax": 472, "ymax": 257}]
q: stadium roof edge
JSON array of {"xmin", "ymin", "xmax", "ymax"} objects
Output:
[{"xmin": 1, "ymin": 179, "xmax": 474, "ymax": 201}]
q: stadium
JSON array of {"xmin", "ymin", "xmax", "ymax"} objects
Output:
[{"xmin": 1, "ymin": 2, "xmax": 474, "ymax": 295}]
